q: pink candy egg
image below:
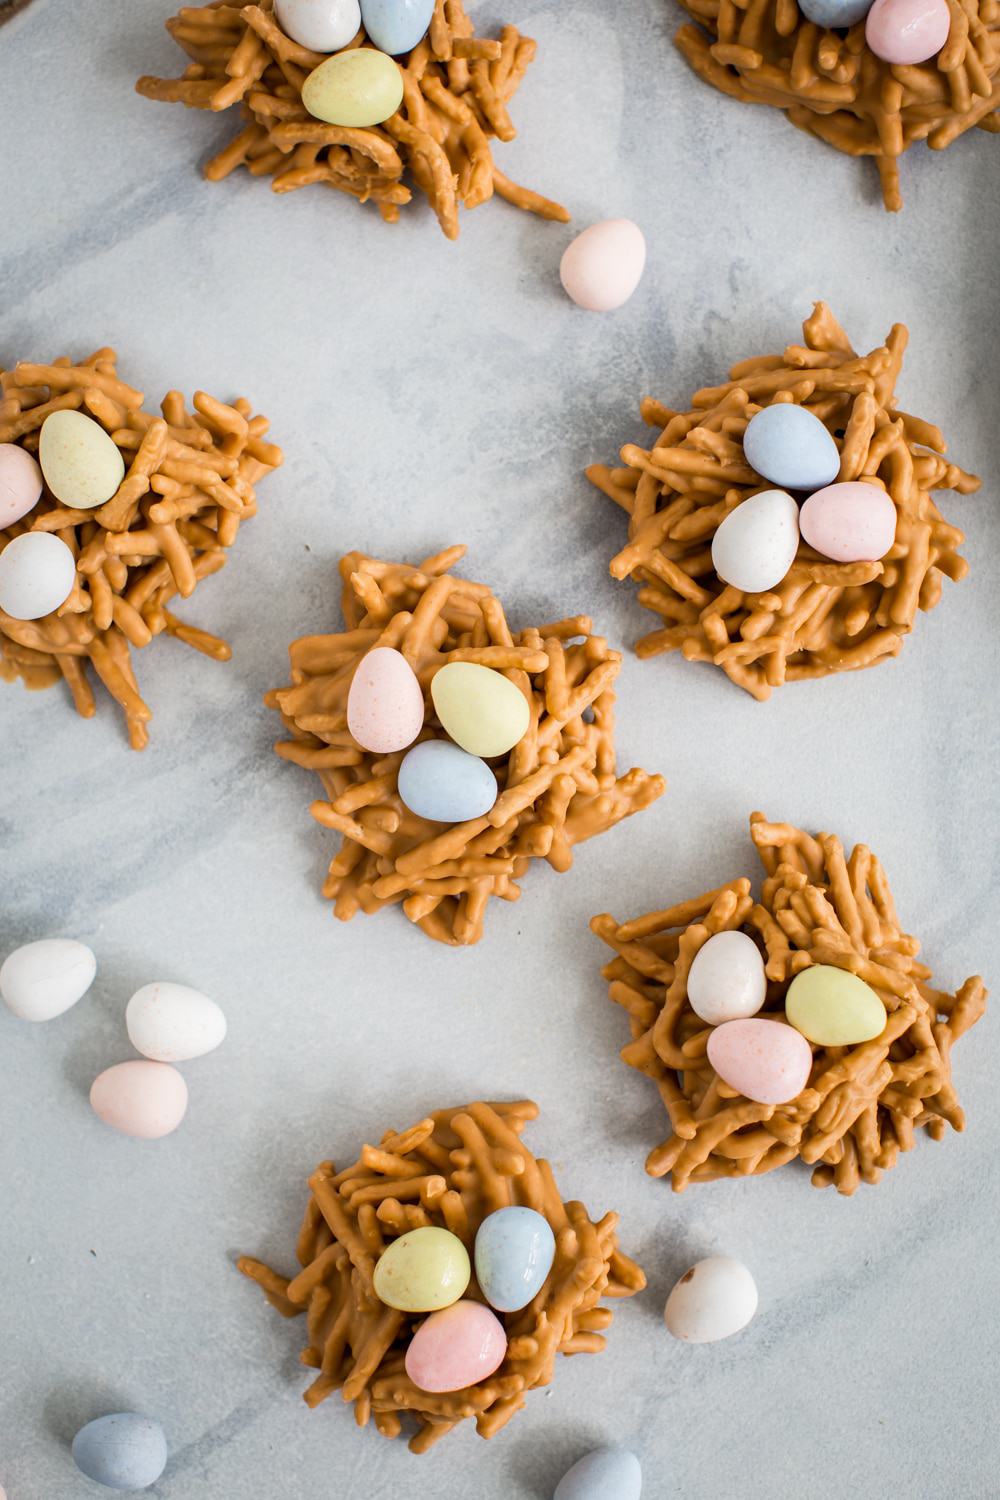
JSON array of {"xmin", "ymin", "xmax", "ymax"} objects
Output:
[
  {"xmin": 347, "ymin": 646, "xmax": 425, "ymax": 753},
  {"xmin": 800, "ymin": 480, "xmax": 897, "ymax": 562},
  {"xmin": 559, "ymin": 219, "xmax": 646, "ymax": 313},
  {"xmin": 0, "ymin": 443, "xmax": 43, "ymax": 527},
  {"xmin": 90, "ymin": 1060, "xmax": 189, "ymax": 1139},
  {"xmin": 707, "ymin": 1018, "xmax": 813, "ymax": 1105},
  {"xmin": 865, "ymin": 0, "xmax": 950, "ymax": 64},
  {"xmin": 404, "ymin": 1299, "xmax": 507, "ymax": 1393}
]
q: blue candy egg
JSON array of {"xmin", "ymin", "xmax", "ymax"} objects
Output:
[
  {"xmin": 742, "ymin": 403, "xmax": 841, "ymax": 491},
  {"xmin": 71, "ymin": 1413, "xmax": 167, "ymax": 1491},
  {"xmin": 554, "ymin": 1447, "xmax": 643, "ymax": 1500},
  {"xmin": 361, "ymin": 0, "xmax": 434, "ymax": 54},
  {"xmin": 398, "ymin": 739, "xmax": 497, "ymax": 823},
  {"xmin": 798, "ymin": 0, "xmax": 874, "ymax": 25},
  {"xmin": 475, "ymin": 1206, "xmax": 556, "ymax": 1313}
]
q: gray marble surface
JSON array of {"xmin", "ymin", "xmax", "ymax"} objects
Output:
[{"xmin": 2, "ymin": 1, "xmax": 999, "ymax": 1496}]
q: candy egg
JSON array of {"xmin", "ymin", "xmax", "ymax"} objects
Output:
[
  {"xmin": 865, "ymin": 0, "xmax": 950, "ymax": 62},
  {"xmin": 72, "ymin": 1413, "xmax": 167, "ymax": 1491},
  {"xmin": 710, "ymin": 488, "xmax": 799, "ymax": 594},
  {"xmin": 39, "ymin": 409, "xmax": 125, "ymax": 509},
  {"xmin": 785, "ymin": 964, "xmax": 887, "ymax": 1046},
  {"xmin": 665, "ymin": 1255, "xmax": 758, "ymax": 1344},
  {"xmin": 302, "ymin": 47, "xmax": 403, "ymax": 125},
  {"xmin": 397, "ymin": 740, "xmax": 497, "ymax": 823},
  {"xmin": 799, "ymin": 0, "xmax": 875, "ymax": 25},
  {"xmin": 742, "ymin": 403, "xmax": 841, "ymax": 491},
  {"xmin": 361, "ymin": 0, "xmax": 434, "ymax": 54},
  {"xmin": 90, "ymin": 1061, "xmax": 189, "ymax": 1139},
  {"xmin": 799, "ymin": 480, "xmax": 897, "ymax": 562},
  {"xmin": 126, "ymin": 981, "xmax": 227, "ymax": 1062},
  {"xmin": 0, "ymin": 442, "xmax": 43, "ymax": 527},
  {"xmin": 404, "ymin": 1299, "xmax": 507, "ymax": 1392},
  {"xmin": 686, "ymin": 930, "xmax": 766, "ymax": 1026},
  {"xmin": 373, "ymin": 1226, "xmax": 470, "ymax": 1311},
  {"xmin": 554, "ymin": 1447, "xmax": 643, "ymax": 1500},
  {"xmin": 275, "ymin": 0, "xmax": 361, "ymax": 51},
  {"xmin": 430, "ymin": 661, "xmax": 529, "ymax": 758},
  {"xmin": 0, "ymin": 937, "xmax": 96, "ymax": 1022},
  {"xmin": 347, "ymin": 645, "xmax": 424, "ymax": 753},
  {"xmin": 474, "ymin": 1206, "xmax": 556, "ymax": 1313},
  {"xmin": 0, "ymin": 531, "xmax": 76, "ymax": 620},
  {"xmin": 707, "ymin": 1017, "xmax": 813, "ymax": 1105},
  {"xmin": 559, "ymin": 219, "xmax": 646, "ymax": 313}
]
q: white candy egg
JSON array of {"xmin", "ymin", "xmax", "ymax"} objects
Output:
[
  {"xmin": 0, "ymin": 938, "xmax": 97, "ymax": 1022},
  {"xmin": 126, "ymin": 981, "xmax": 227, "ymax": 1062},
  {"xmin": 554, "ymin": 1447, "xmax": 643, "ymax": 1500},
  {"xmin": 665, "ymin": 1255, "xmax": 758, "ymax": 1343},
  {"xmin": 275, "ymin": 0, "xmax": 361, "ymax": 51},
  {"xmin": 0, "ymin": 531, "xmax": 77, "ymax": 620},
  {"xmin": 687, "ymin": 930, "xmax": 767, "ymax": 1025},
  {"xmin": 711, "ymin": 488, "xmax": 799, "ymax": 594}
]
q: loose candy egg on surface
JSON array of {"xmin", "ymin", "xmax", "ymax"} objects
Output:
[
  {"xmin": 686, "ymin": 930, "xmax": 767, "ymax": 1026},
  {"xmin": 71, "ymin": 1413, "xmax": 167, "ymax": 1491},
  {"xmin": 799, "ymin": 480, "xmax": 897, "ymax": 562},
  {"xmin": 865, "ymin": 0, "xmax": 950, "ymax": 62},
  {"xmin": 430, "ymin": 661, "xmax": 529, "ymax": 758},
  {"xmin": 554, "ymin": 1447, "xmax": 643, "ymax": 1500},
  {"xmin": 361, "ymin": 0, "xmax": 434, "ymax": 54},
  {"xmin": 474, "ymin": 1206, "xmax": 556, "ymax": 1312},
  {"xmin": 125, "ymin": 982, "xmax": 227, "ymax": 1062},
  {"xmin": 559, "ymin": 219, "xmax": 646, "ymax": 312},
  {"xmin": 404, "ymin": 1299, "xmax": 507, "ymax": 1392},
  {"xmin": 0, "ymin": 531, "xmax": 76, "ymax": 620},
  {"xmin": 707, "ymin": 1017, "xmax": 813, "ymax": 1105},
  {"xmin": 785, "ymin": 964, "xmax": 887, "ymax": 1045},
  {"xmin": 665, "ymin": 1256, "xmax": 758, "ymax": 1344},
  {"xmin": 398, "ymin": 739, "xmax": 497, "ymax": 822},
  {"xmin": 38, "ymin": 409, "xmax": 125, "ymax": 509},
  {"xmin": 373, "ymin": 1226, "xmax": 471, "ymax": 1311},
  {"xmin": 710, "ymin": 488, "xmax": 799, "ymax": 594},
  {"xmin": 275, "ymin": 0, "xmax": 361, "ymax": 50},
  {"xmin": 0, "ymin": 442, "xmax": 43, "ymax": 527},
  {"xmin": 0, "ymin": 938, "xmax": 97, "ymax": 1022},
  {"xmin": 799, "ymin": 0, "xmax": 875, "ymax": 25},
  {"xmin": 90, "ymin": 1061, "xmax": 189, "ymax": 1139},
  {"xmin": 347, "ymin": 646, "xmax": 425, "ymax": 753},
  {"xmin": 742, "ymin": 403, "xmax": 841, "ymax": 491},
  {"xmin": 302, "ymin": 47, "xmax": 403, "ymax": 125}
]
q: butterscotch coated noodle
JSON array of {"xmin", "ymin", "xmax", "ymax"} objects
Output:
[
  {"xmin": 136, "ymin": 0, "xmax": 568, "ymax": 239},
  {"xmin": 592, "ymin": 812, "xmax": 987, "ymax": 1196},
  {"xmin": 587, "ymin": 303, "xmax": 980, "ymax": 701},
  {"xmin": 238, "ymin": 1100, "xmax": 645, "ymax": 1453},
  {"xmin": 267, "ymin": 547, "xmax": 665, "ymax": 945},
  {"xmin": 672, "ymin": 0, "xmax": 1000, "ymax": 209},
  {"xmin": 0, "ymin": 349, "xmax": 282, "ymax": 747}
]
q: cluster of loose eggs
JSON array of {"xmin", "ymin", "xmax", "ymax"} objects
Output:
[
  {"xmin": 800, "ymin": 0, "xmax": 951, "ymax": 64},
  {"xmin": 276, "ymin": 0, "xmax": 434, "ymax": 127}
]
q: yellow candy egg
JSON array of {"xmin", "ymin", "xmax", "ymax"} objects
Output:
[
  {"xmin": 373, "ymin": 1226, "xmax": 470, "ymax": 1312},
  {"xmin": 431, "ymin": 662, "xmax": 529, "ymax": 758},
  {"xmin": 39, "ymin": 410, "xmax": 125, "ymax": 509},
  {"xmin": 301, "ymin": 47, "xmax": 403, "ymax": 126},
  {"xmin": 785, "ymin": 964, "xmax": 887, "ymax": 1046}
]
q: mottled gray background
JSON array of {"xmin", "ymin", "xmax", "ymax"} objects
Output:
[{"xmin": 1, "ymin": 1, "xmax": 998, "ymax": 1496}]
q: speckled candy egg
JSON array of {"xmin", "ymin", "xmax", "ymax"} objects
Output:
[
  {"xmin": 474, "ymin": 1206, "xmax": 556, "ymax": 1312},
  {"xmin": 430, "ymin": 661, "xmax": 529, "ymax": 758},
  {"xmin": 302, "ymin": 47, "xmax": 403, "ymax": 125},
  {"xmin": 865, "ymin": 0, "xmax": 950, "ymax": 62},
  {"xmin": 347, "ymin": 646, "xmax": 424, "ymax": 753},
  {"xmin": 707, "ymin": 1017, "xmax": 813, "ymax": 1104},
  {"xmin": 799, "ymin": 480, "xmax": 897, "ymax": 562},
  {"xmin": 0, "ymin": 937, "xmax": 96, "ymax": 1022},
  {"xmin": 686, "ymin": 930, "xmax": 766, "ymax": 1026},
  {"xmin": 664, "ymin": 1256, "xmax": 758, "ymax": 1343},
  {"xmin": 90, "ymin": 1060, "xmax": 189, "ymax": 1139},
  {"xmin": 554, "ymin": 1447, "xmax": 643, "ymax": 1500},
  {"xmin": 559, "ymin": 219, "xmax": 646, "ymax": 312},
  {"xmin": 404, "ymin": 1299, "xmax": 507, "ymax": 1392},
  {"xmin": 72, "ymin": 1413, "xmax": 167, "ymax": 1491},
  {"xmin": 39, "ymin": 409, "xmax": 125, "ymax": 509},
  {"xmin": 0, "ymin": 442, "xmax": 43, "ymax": 527},
  {"xmin": 361, "ymin": 0, "xmax": 434, "ymax": 54},
  {"xmin": 785, "ymin": 964, "xmax": 887, "ymax": 1046},
  {"xmin": 126, "ymin": 981, "xmax": 227, "ymax": 1062},
  {"xmin": 0, "ymin": 531, "xmax": 76, "ymax": 620},
  {"xmin": 373, "ymin": 1226, "xmax": 471, "ymax": 1311},
  {"xmin": 710, "ymin": 488, "xmax": 799, "ymax": 594},
  {"xmin": 275, "ymin": 0, "xmax": 361, "ymax": 51},
  {"xmin": 398, "ymin": 739, "xmax": 497, "ymax": 822},
  {"xmin": 743, "ymin": 403, "xmax": 841, "ymax": 491},
  {"xmin": 799, "ymin": 0, "xmax": 874, "ymax": 25}
]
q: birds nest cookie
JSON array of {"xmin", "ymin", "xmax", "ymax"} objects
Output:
[
  {"xmin": 267, "ymin": 545, "xmax": 665, "ymax": 946},
  {"xmin": 238, "ymin": 1099, "xmax": 646, "ymax": 1453},
  {"xmin": 672, "ymin": 0, "xmax": 1000, "ymax": 209},
  {"xmin": 587, "ymin": 302, "xmax": 980, "ymax": 701},
  {"xmin": 592, "ymin": 812, "xmax": 987, "ymax": 1196},
  {"xmin": 137, "ymin": 0, "xmax": 568, "ymax": 239},
  {"xmin": 0, "ymin": 349, "xmax": 281, "ymax": 748}
]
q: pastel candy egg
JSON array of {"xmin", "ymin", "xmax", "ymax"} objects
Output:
[
  {"xmin": 430, "ymin": 661, "xmax": 529, "ymax": 758},
  {"xmin": 0, "ymin": 938, "xmax": 96, "ymax": 1022},
  {"xmin": 865, "ymin": 0, "xmax": 950, "ymax": 61},
  {"xmin": 799, "ymin": 0, "xmax": 874, "ymax": 25},
  {"xmin": 302, "ymin": 47, "xmax": 403, "ymax": 125},
  {"xmin": 559, "ymin": 219, "xmax": 646, "ymax": 313},
  {"xmin": 799, "ymin": 480, "xmax": 896, "ymax": 562},
  {"xmin": 710, "ymin": 488, "xmax": 799, "ymax": 594},
  {"xmin": 72, "ymin": 1413, "xmax": 167, "ymax": 1491},
  {"xmin": 554, "ymin": 1447, "xmax": 643, "ymax": 1500},
  {"xmin": 664, "ymin": 1255, "xmax": 758, "ymax": 1344},
  {"xmin": 0, "ymin": 442, "xmax": 43, "ymax": 527},
  {"xmin": 373, "ymin": 1226, "xmax": 470, "ymax": 1311},
  {"xmin": 405, "ymin": 1299, "xmax": 507, "ymax": 1392},
  {"xmin": 743, "ymin": 403, "xmax": 841, "ymax": 491},
  {"xmin": 39, "ymin": 409, "xmax": 125, "ymax": 509},
  {"xmin": 347, "ymin": 646, "xmax": 424, "ymax": 753},
  {"xmin": 275, "ymin": 0, "xmax": 361, "ymax": 51},
  {"xmin": 474, "ymin": 1206, "xmax": 556, "ymax": 1313},
  {"xmin": 126, "ymin": 981, "xmax": 227, "ymax": 1062},
  {"xmin": 686, "ymin": 930, "xmax": 766, "ymax": 1026},
  {"xmin": 397, "ymin": 740, "xmax": 497, "ymax": 823},
  {"xmin": 0, "ymin": 531, "xmax": 76, "ymax": 620},
  {"xmin": 707, "ymin": 1017, "xmax": 813, "ymax": 1105},
  {"xmin": 90, "ymin": 1060, "xmax": 189, "ymax": 1139},
  {"xmin": 785, "ymin": 964, "xmax": 887, "ymax": 1045},
  {"xmin": 361, "ymin": 0, "xmax": 434, "ymax": 54}
]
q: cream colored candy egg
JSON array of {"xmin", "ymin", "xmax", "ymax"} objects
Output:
[
  {"xmin": 39, "ymin": 409, "xmax": 125, "ymax": 509},
  {"xmin": 0, "ymin": 938, "xmax": 97, "ymax": 1022},
  {"xmin": 275, "ymin": 0, "xmax": 360, "ymax": 51},
  {"xmin": 126, "ymin": 981, "xmax": 227, "ymax": 1062},
  {"xmin": 430, "ymin": 661, "xmax": 529, "ymax": 758},
  {"xmin": 373, "ymin": 1226, "xmax": 470, "ymax": 1312},
  {"xmin": 302, "ymin": 47, "xmax": 403, "ymax": 126},
  {"xmin": 711, "ymin": 488, "xmax": 800, "ymax": 594},
  {"xmin": 687, "ymin": 930, "xmax": 766, "ymax": 1025},
  {"xmin": 785, "ymin": 964, "xmax": 887, "ymax": 1046},
  {"xmin": 0, "ymin": 532, "xmax": 77, "ymax": 620},
  {"xmin": 665, "ymin": 1255, "xmax": 758, "ymax": 1343}
]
